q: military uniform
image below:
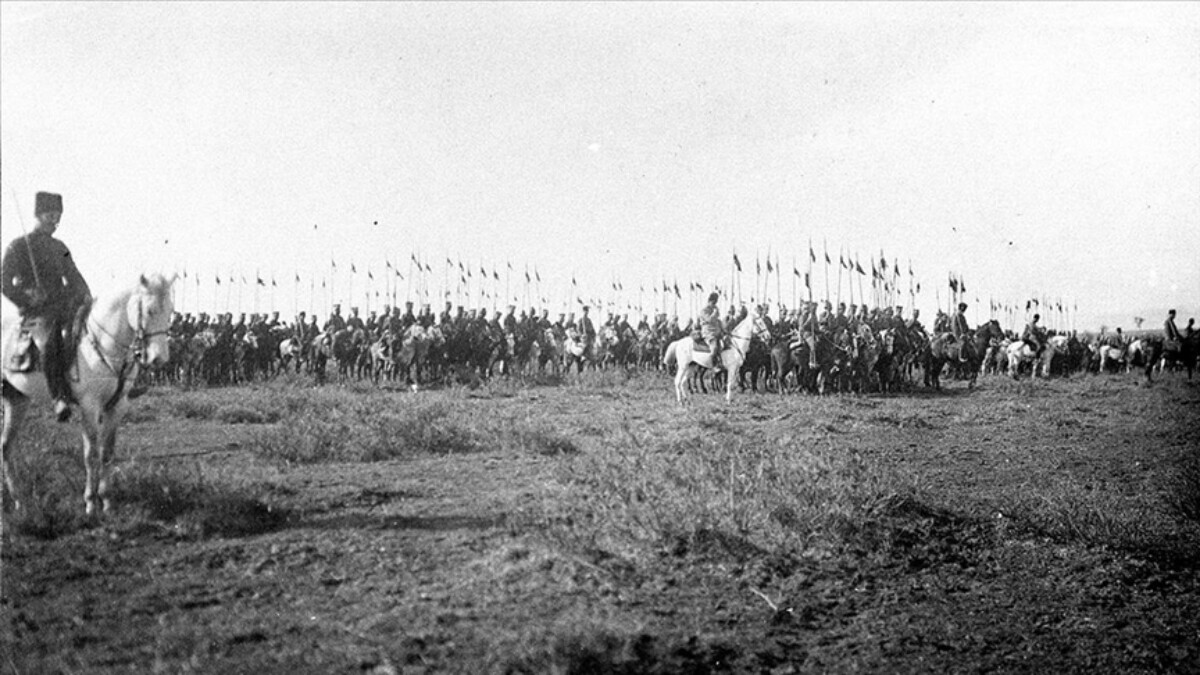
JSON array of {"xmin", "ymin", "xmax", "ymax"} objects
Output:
[
  {"xmin": 1022, "ymin": 319, "xmax": 1044, "ymax": 354},
  {"xmin": 1, "ymin": 192, "xmax": 92, "ymax": 420}
]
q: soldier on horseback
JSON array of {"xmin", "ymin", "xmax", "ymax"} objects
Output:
[
  {"xmin": 1164, "ymin": 309, "xmax": 1182, "ymax": 348},
  {"xmin": 699, "ymin": 292, "xmax": 726, "ymax": 371},
  {"xmin": 1022, "ymin": 314, "xmax": 1045, "ymax": 356},
  {"xmin": 324, "ymin": 304, "xmax": 346, "ymax": 333},
  {"xmin": 579, "ymin": 306, "xmax": 597, "ymax": 352},
  {"xmin": 950, "ymin": 302, "xmax": 970, "ymax": 363},
  {"xmin": 1, "ymin": 192, "xmax": 92, "ymax": 422}
]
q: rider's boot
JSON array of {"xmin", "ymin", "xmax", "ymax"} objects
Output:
[{"xmin": 44, "ymin": 331, "xmax": 73, "ymax": 423}]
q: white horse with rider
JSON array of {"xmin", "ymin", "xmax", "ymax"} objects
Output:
[
  {"xmin": 3, "ymin": 274, "xmax": 175, "ymax": 516},
  {"xmin": 1006, "ymin": 334, "xmax": 1067, "ymax": 379},
  {"xmin": 663, "ymin": 310, "xmax": 770, "ymax": 404}
]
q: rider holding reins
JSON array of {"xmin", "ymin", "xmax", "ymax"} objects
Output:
[{"xmin": 2, "ymin": 192, "xmax": 92, "ymax": 422}]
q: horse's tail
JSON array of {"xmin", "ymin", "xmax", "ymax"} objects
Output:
[{"xmin": 662, "ymin": 341, "xmax": 677, "ymax": 369}]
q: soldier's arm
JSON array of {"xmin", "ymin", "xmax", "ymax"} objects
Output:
[
  {"xmin": 1, "ymin": 238, "xmax": 37, "ymax": 309},
  {"xmin": 59, "ymin": 242, "xmax": 92, "ymax": 303}
]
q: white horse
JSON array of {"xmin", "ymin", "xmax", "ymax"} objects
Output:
[
  {"xmin": 2, "ymin": 274, "xmax": 175, "ymax": 516},
  {"xmin": 664, "ymin": 313, "xmax": 770, "ymax": 404},
  {"xmin": 1005, "ymin": 335, "xmax": 1067, "ymax": 379},
  {"xmin": 1095, "ymin": 343, "xmax": 1128, "ymax": 373}
]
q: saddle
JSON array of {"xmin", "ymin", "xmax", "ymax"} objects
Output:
[
  {"xmin": 4, "ymin": 303, "xmax": 89, "ymax": 374},
  {"xmin": 4, "ymin": 323, "xmax": 40, "ymax": 372}
]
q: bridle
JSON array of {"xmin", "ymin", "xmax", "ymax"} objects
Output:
[
  {"xmin": 727, "ymin": 316, "xmax": 770, "ymax": 359},
  {"xmin": 88, "ymin": 291, "xmax": 170, "ymax": 378}
]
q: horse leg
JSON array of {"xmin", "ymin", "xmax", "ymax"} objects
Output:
[
  {"xmin": 1, "ymin": 393, "xmax": 29, "ymax": 512},
  {"xmin": 79, "ymin": 405, "xmax": 104, "ymax": 517},
  {"xmin": 97, "ymin": 404, "xmax": 126, "ymax": 514}
]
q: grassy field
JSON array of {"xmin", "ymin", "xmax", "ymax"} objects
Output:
[{"xmin": 2, "ymin": 369, "xmax": 1198, "ymax": 673}]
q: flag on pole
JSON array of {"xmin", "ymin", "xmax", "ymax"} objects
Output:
[{"xmin": 733, "ymin": 254, "xmax": 742, "ymax": 272}]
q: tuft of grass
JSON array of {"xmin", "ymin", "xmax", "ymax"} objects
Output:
[
  {"xmin": 487, "ymin": 610, "xmax": 738, "ymax": 675},
  {"xmin": 540, "ymin": 425, "xmax": 922, "ymax": 567},
  {"xmin": 1002, "ymin": 479, "xmax": 1162, "ymax": 551},
  {"xmin": 171, "ymin": 398, "xmax": 218, "ymax": 420},
  {"xmin": 250, "ymin": 398, "xmax": 485, "ymax": 464},
  {"xmin": 215, "ymin": 405, "xmax": 279, "ymax": 424},
  {"xmin": 495, "ymin": 417, "xmax": 580, "ymax": 456},
  {"xmin": 110, "ymin": 460, "xmax": 287, "ymax": 538},
  {"xmin": 4, "ymin": 432, "xmax": 89, "ymax": 539},
  {"xmin": 1165, "ymin": 452, "xmax": 1200, "ymax": 526},
  {"xmin": 4, "ymin": 432, "xmax": 285, "ymax": 540}
]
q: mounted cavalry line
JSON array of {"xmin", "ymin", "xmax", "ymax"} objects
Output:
[{"xmin": 2, "ymin": 191, "xmax": 176, "ymax": 516}]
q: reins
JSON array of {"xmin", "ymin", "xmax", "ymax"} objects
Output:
[{"xmin": 85, "ymin": 292, "xmax": 169, "ymax": 380}]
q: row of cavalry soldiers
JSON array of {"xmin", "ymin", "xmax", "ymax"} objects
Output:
[{"xmin": 153, "ymin": 299, "xmax": 1198, "ymax": 392}]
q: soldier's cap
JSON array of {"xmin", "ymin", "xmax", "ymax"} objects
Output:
[
  {"xmin": 582, "ymin": 306, "xmax": 590, "ymax": 311},
  {"xmin": 34, "ymin": 192, "xmax": 63, "ymax": 215},
  {"xmin": 958, "ymin": 302, "xmax": 968, "ymax": 310},
  {"xmin": 333, "ymin": 304, "xmax": 341, "ymax": 310},
  {"xmin": 351, "ymin": 307, "xmax": 359, "ymax": 313},
  {"xmin": 1033, "ymin": 314, "xmax": 1040, "ymax": 321}
]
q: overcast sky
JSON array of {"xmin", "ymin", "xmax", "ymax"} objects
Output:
[{"xmin": 2, "ymin": 2, "xmax": 1197, "ymax": 329}]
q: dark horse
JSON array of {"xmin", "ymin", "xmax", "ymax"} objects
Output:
[
  {"xmin": 1160, "ymin": 333, "xmax": 1198, "ymax": 380},
  {"xmin": 923, "ymin": 320, "xmax": 1004, "ymax": 390}
]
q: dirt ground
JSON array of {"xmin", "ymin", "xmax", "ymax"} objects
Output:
[{"xmin": 3, "ymin": 370, "xmax": 1198, "ymax": 674}]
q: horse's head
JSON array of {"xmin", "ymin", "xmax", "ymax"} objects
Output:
[{"xmin": 128, "ymin": 273, "xmax": 175, "ymax": 367}]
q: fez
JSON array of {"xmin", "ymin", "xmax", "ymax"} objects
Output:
[{"xmin": 35, "ymin": 192, "xmax": 63, "ymax": 215}]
